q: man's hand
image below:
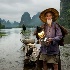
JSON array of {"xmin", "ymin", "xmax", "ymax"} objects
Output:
[
  {"xmin": 48, "ymin": 38, "xmax": 53, "ymax": 42},
  {"xmin": 44, "ymin": 38, "xmax": 53, "ymax": 46}
]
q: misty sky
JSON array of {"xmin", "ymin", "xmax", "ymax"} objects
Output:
[{"xmin": 0, "ymin": 0, "xmax": 60, "ymax": 22}]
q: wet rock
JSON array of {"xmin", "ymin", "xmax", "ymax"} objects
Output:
[{"xmin": 9, "ymin": 62, "xmax": 12, "ymax": 64}]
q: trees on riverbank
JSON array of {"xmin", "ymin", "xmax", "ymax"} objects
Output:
[
  {"xmin": 59, "ymin": 0, "xmax": 70, "ymax": 28},
  {"xmin": 0, "ymin": 22, "xmax": 5, "ymax": 29}
]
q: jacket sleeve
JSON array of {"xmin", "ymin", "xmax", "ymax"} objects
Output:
[{"xmin": 52, "ymin": 23, "xmax": 63, "ymax": 44}]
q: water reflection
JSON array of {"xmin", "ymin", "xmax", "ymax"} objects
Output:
[
  {"xmin": 0, "ymin": 28, "xmax": 37, "ymax": 70},
  {"xmin": 0, "ymin": 28, "xmax": 24, "ymax": 70},
  {"xmin": 0, "ymin": 28, "xmax": 22, "ymax": 35}
]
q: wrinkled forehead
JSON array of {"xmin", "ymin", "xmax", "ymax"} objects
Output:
[
  {"xmin": 46, "ymin": 13, "xmax": 52, "ymax": 16},
  {"xmin": 44, "ymin": 11, "xmax": 54, "ymax": 17}
]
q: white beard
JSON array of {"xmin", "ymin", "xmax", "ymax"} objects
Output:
[{"xmin": 47, "ymin": 19, "xmax": 52, "ymax": 25}]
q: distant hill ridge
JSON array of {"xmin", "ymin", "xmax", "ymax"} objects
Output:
[
  {"xmin": 0, "ymin": 18, "xmax": 19, "ymax": 28},
  {"xmin": 20, "ymin": 12, "xmax": 43, "ymax": 27},
  {"xmin": 0, "ymin": 12, "xmax": 43, "ymax": 28}
]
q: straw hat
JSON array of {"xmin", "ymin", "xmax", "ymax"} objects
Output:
[{"xmin": 39, "ymin": 8, "xmax": 59, "ymax": 23}]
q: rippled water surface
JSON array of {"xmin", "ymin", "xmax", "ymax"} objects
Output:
[{"xmin": 0, "ymin": 28, "xmax": 36, "ymax": 70}]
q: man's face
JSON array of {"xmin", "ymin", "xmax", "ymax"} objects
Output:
[
  {"xmin": 45, "ymin": 13, "xmax": 53, "ymax": 20},
  {"xmin": 45, "ymin": 13, "xmax": 53, "ymax": 24}
]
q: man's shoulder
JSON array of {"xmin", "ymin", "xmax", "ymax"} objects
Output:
[{"xmin": 52, "ymin": 22, "xmax": 60, "ymax": 28}]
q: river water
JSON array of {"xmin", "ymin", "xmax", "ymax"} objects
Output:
[{"xmin": 0, "ymin": 28, "xmax": 36, "ymax": 70}]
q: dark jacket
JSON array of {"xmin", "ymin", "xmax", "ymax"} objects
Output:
[{"xmin": 40, "ymin": 22, "xmax": 62, "ymax": 55}]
